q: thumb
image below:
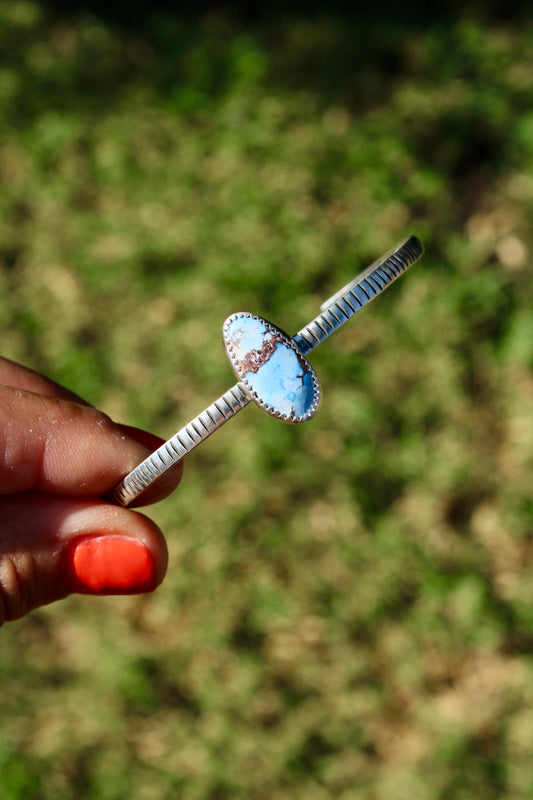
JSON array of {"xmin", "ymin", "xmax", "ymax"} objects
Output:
[{"xmin": 0, "ymin": 493, "xmax": 168, "ymax": 625}]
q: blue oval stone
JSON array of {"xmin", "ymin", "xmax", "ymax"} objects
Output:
[{"xmin": 222, "ymin": 313, "xmax": 320, "ymax": 423}]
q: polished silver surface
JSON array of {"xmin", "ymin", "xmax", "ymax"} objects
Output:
[
  {"xmin": 109, "ymin": 235, "xmax": 423, "ymax": 506},
  {"xmin": 293, "ymin": 235, "xmax": 423, "ymax": 355},
  {"xmin": 109, "ymin": 382, "xmax": 252, "ymax": 506}
]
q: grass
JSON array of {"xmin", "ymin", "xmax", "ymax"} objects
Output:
[{"xmin": 0, "ymin": 2, "xmax": 532, "ymax": 798}]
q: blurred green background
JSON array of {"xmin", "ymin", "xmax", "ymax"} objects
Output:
[{"xmin": 0, "ymin": 1, "xmax": 532, "ymax": 797}]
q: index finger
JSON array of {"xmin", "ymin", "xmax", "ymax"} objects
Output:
[{"xmin": 0, "ymin": 385, "xmax": 183, "ymax": 502}]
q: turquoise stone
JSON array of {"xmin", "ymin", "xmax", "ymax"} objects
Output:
[{"xmin": 223, "ymin": 314, "xmax": 320, "ymax": 423}]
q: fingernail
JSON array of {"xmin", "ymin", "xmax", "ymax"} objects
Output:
[{"xmin": 67, "ymin": 537, "xmax": 157, "ymax": 595}]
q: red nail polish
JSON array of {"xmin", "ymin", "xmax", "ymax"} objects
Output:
[{"xmin": 67, "ymin": 537, "xmax": 157, "ymax": 595}]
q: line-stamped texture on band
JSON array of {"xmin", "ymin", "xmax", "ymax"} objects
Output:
[
  {"xmin": 109, "ymin": 235, "xmax": 424, "ymax": 506},
  {"xmin": 109, "ymin": 382, "xmax": 251, "ymax": 506},
  {"xmin": 292, "ymin": 234, "xmax": 423, "ymax": 355}
]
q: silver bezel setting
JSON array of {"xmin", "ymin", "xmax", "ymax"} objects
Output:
[{"xmin": 222, "ymin": 312, "xmax": 320, "ymax": 424}]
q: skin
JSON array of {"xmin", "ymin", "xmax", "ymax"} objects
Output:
[{"xmin": 0, "ymin": 357, "xmax": 183, "ymax": 626}]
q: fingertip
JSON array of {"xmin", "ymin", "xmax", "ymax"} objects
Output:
[
  {"xmin": 0, "ymin": 494, "xmax": 170, "ymax": 623},
  {"xmin": 61, "ymin": 505, "xmax": 169, "ymax": 596},
  {"xmin": 53, "ymin": 498, "xmax": 169, "ymax": 595},
  {"xmin": 65, "ymin": 535, "xmax": 159, "ymax": 595}
]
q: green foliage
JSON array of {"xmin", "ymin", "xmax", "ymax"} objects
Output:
[{"xmin": 0, "ymin": 2, "xmax": 532, "ymax": 798}]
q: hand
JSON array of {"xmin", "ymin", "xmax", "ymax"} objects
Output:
[{"xmin": 0, "ymin": 357, "xmax": 183, "ymax": 626}]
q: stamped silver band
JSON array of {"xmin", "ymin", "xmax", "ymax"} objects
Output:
[{"xmin": 109, "ymin": 235, "xmax": 423, "ymax": 506}]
